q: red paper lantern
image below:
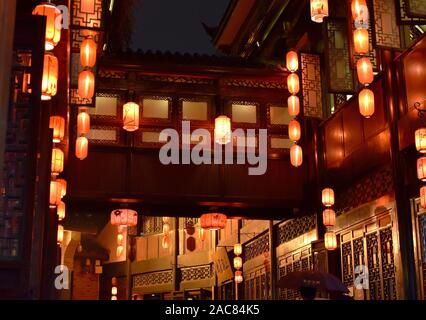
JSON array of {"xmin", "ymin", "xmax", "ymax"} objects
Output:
[
  {"xmin": 110, "ymin": 209, "xmax": 138, "ymax": 227},
  {"xmin": 200, "ymin": 213, "xmax": 227, "ymax": 230}
]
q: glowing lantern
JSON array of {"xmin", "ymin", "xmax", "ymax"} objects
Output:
[
  {"xmin": 356, "ymin": 57, "xmax": 374, "ymax": 85},
  {"xmin": 32, "ymin": 3, "xmax": 62, "ymax": 51},
  {"xmin": 358, "ymin": 88, "xmax": 375, "ymax": 118},
  {"xmin": 323, "ymin": 209, "xmax": 336, "ymax": 227},
  {"xmin": 421, "ymin": 186, "xmax": 426, "ymax": 209},
  {"xmin": 50, "ymin": 180, "xmax": 62, "ymax": 208},
  {"xmin": 351, "ymin": 0, "xmax": 368, "ymax": 24},
  {"xmin": 162, "ymin": 234, "xmax": 169, "ymax": 249},
  {"xmin": 57, "ymin": 201, "xmax": 66, "ymax": 221},
  {"xmin": 322, "ymin": 188, "xmax": 335, "ymax": 207},
  {"xmin": 111, "ymin": 287, "xmax": 117, "ymax": 295},
  {"xmin": 324, "ymin": 231, "xmax": 337, "ymax": 250},
  {"xmin": 78, "ymin": 70, "xmax": 95, "ymax": 99},
  {"xmin": 235, "ymin": 271, "xmax": 243, "ymax": 283},
  {"xmin": 290, "ymin": 144, "xmax": 303, "ymax": 167},
  {"xmin": 80, "ymin": 37, "xmax": 97, "ymax": 68},
  {"xmin": 49, "ymin": 116, "xmax": 65, "ymax": 143},
  {"xmin": 199, "ymin": 227, "xmax": 206, "ymax": 241},
  {"xmin": 200, "ymin": 213, "xmax": 227, "ymax": 230},
  {"xmin": 310, "ymin": 0, "xmax": 329, "ymax": 23},
  {"xmin": 110, "ymin": 209, "xmax": 138, "ymax": 227},
  {"xmin": 214, "ymin": 115, "xmax": 232, "ymax": 145},
  {"xmin": 57, "ymin": 225, "xmax": 64, "ymax": 245},
  {"xmin": 163, "ymin": 222, "xmax": 170, "ymax": 234},
  {"xmin": 57, "ymin": 178, "xmax": 67, "ymax": 198},
  {"xmin": 116, "ymin": 245, "xmax": 124, "ymax": 257},
  {"xmin": 76, "ymin": 136, "xmax": 89, "ymax": 160},
  {"xmin": 111, "ymin": 296, "xmax": 117, "ymax": 301},
  {"xmin": 415, "ymin": 128, "xmax": 426, "ymax": 153},
  {"xmin": 286, "ymin": 51, "xmax": 299, "ymax": 72},
  {"xmin": 51, "ymin": 148, "xmax": 64, "ymax": 176},
  {"xmin": 234, "ymin": 243, "xmax": 242, "ymax": 256},
  {"xmin": 162, "ymin": 217, "xmax": 170, "ymax": 223},
  {"xmin": 233, "ymin": 256, "xmax": 243, "ymax": 270},
  {"xmin": 117, "ymin": 233, "xmax": 124, "ymax": 245},
  {"xmin": 288, "ymin": 96, "xmax": 300, "ymax": 117},
  {"xmin": 77, "ymin": 110, "xmax": 91, "ymax": 135},
  {"xmin": 287, "ymin": 73, "xmax": 300, "ymax": 95},
  {"xmin": 288, "ymin": 119, "xmax": 301, "ymax": 142},
  {"xmin": 417, "ymin": 157, "xmax": 426, "ymax": 181},
  {"xmin": 353, "ymin": 29, "xmax": 369, "ymax": 54},
  {"xmin": 42, "ymin": 53, "xmax": 58, "ymax": 100},
  {"xmin": 123, "ymin": 102, "xmax": 140, "ymax": 132}
]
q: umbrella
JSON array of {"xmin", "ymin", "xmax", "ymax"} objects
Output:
[{"xmin": 277, "ymin": 270, "xmax": 349, "ymax": 293}]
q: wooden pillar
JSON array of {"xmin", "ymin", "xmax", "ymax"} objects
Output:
[
  {"xmin": 172, "ymin": 217, "xmax": 180, "ymax": 292},
  {"xmin": 269, "ymin": 220, "xmax": 277, "ymax": 300},
  {"xmin": 382, "ymin": 49, "xmax": 417, "ymax": 299}
]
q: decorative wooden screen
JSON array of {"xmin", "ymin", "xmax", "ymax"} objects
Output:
[
  {"xmin": 397, "ymin": 0, "xmax": 426, "ymax": 24},
  {"xmin": 412, "ymin": 199, "xmax": 426, "ymax": 300},
  {"xmin": 244, "ymin": 266, "xmax": 270, "ymax": 300},
  {"xmin": 301, "ymin": 53, "xmax": 323, "ymax": 118},
  {"xmin": 372, "ymin": 0, "xmax": 401, "ymax": 49}
]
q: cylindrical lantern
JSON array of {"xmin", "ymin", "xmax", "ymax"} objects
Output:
[
  {"xmin": 111, "ymin": 296, "xmax": 117, "ymax": 301},
  {"xmin": 351, "ymin": 0, "xmax": 368, "ymax": 24},
  {"xmin": 353, "ymin": 29, "xmax": 369, "ymax": 54},
  {"xmin": 417, "ymin": 157, "xmax": 426, "ymax": 181},
  {"xmin": 199, "ymin": 227, "xmax": 206, "ymax": 241},
  {"xmin": 286, "ymin": 51, "xmax": 299, "ymax": 72},
  {"xmin": 235, "ymin": 270, "xmax": 243, "ymax": 284},
  {"xmin": 234, "ymin": 243, "xmax": 242, "ymax": 256},
  {"xmin": 77, "ymin": 110, "xmax": 91, "ymax": 135},
  {"xmin": 214, "ymin": 115, "xmax": 232, "ymax": 145},
  {"xmin": 57, "ymin": 178, "xmax": 67, "ymax": 198},
  {"xmin": 42, "ymin": 53, "xmax": 58, "ymax": 100},
  {"xmin": 116, "ymin": 245, "xmax": 124, "ymax": 257},
  {"xmin": 290, "ymin": 144, "xmax": 303, "ymax": 167},
  {"xmin": 288, "ymin": 95, "xmax": 300, "ymax": 117},
  {"xmin": 32, "ymin": 3, "xmax": 62, "ymax": 50},
  {"xmin": 324, "ymin": 231, "xmax": 338, "ymax": 250},
  {"xmin": 421, "ymin": 186, "xmax": 426, "ymax": 209},
  {"xmin": 233, "ymin": 256, "xmax": 243, "ymax": 270},
  {"xmin": 356, "ymin": 57, "xmax": 374, "ymax": 86},
  {"xmin": 111, "ymin": 287, "xmax": 117, "ymax": 296},
  {"xmin": 51, "ymin": 148, "xmax": 64, "ymax": 176},
  {"xmin": 200, "ymin": 213, "xmax": 227, "ymax": 230},
  {"xmin": 288, "ymin": 119, "xmax": 301, "ymax": 142},
  {"xmin": 76, "ymin": 136, "xmax": 89, "ymax": 160},
  {"xmin": 80, "ymin": 37, "xmax": 97, "ymax": 68},
  {"xmin": 358, "ymin": 88, "xmax": 375, "ymax": 118},
  {"xmin": 49, "ymin": 116, "xmax": 65, "ymax": 143},
  {"xmin": 323, "ymin": 209, "xmax": 336, "ymax": 227},
  {"xmin": 57, "ymin": 225, "xmax": 64, "ymax": 245},
  {"xmin": 110, "ymin": 209, "xmax": 138, "ymax": 227},
  {"xmin": 162, "ymin": 234, "xmax": 169, "ymax": 249},
  {"xmin": 322, "ymin": 188, "xmax": 335, "ymax": 207},
  {"xmin": 50, "ymin": 180, "xmax": 62, "ymax": 208},
  {"xmin": 78, "ymin": 70, "xmax": 95, "ymax": 99},
  {"xmin": 287, "ymin": 73, "xmax": 300, "ymax": 95},
  {"xmin": 117, "ymin": 233, "xmax": 124, "ymax": 245},
  {"xmin": 123, "ymin": 102, "xmax": 140, "ymax": 132},
  {"xmin": 57, "ymin": 201, "xmax": 66, "ymax": 221},
  {"xmin": 163, "ymin": 222, "xmax": 170, "ymax": 234},
  {"xmin": 415, "ymin": 128, "xmax": 426, "ymax": 153},
  {"xmin": 310, "ymin": 0, "xmax": 329, "ymax": 23}
]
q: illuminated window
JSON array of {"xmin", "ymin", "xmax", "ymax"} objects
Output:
[
  {"xmin": 142, "ymin": 98, "xmax": 169, "ymax": 119},
  {"xmin": 231, "ymin": 104, "xmax": 257, "ymax": 123}
]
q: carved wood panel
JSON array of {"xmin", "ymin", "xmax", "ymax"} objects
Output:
[{"xmin": 301, "ymin": 53, "xmax": 323, "ymax": 118}]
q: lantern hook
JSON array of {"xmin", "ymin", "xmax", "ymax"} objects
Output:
[{"xmin": 414, "ymin": 100, "xmax": 426, "ymax": 119}]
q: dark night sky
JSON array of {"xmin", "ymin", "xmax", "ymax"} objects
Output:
[{"xmin": 131, "ymin": 0, "xmax": 230, "ymax": 54}]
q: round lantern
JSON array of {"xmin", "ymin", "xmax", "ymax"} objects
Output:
[
  {"xmin": 351, "ymin": 0, "xmax": 369, "ymax": 25},
  {"xmin": 233, "ymin": 256, "xmax": 243, "ymax": 270},
  {"xmin": 51, "ymin": 148, "xmax": 64, "ymax": 176},
  {"xmin": 163, "ymin": 222, "xmax": 170, "ymax": 234},
  {"xmin": 123, "ymin": 102, "xmax": 140, "ymax": 132},
  {"xmin": 57, "ymin": 201, "xmax": 66, "ymax": 221},
  {"xmin": 49, "ymin": 116, "xmax": 65, "ymax": 143},
  {"xmin": 77, "ymin": 110, "xmax": 91, "ymax": 136},
  {"xmin": 80, "ymin": 37, "xmax": 97, "ymax": 68},
  {"xmin": 358, "ymin": 88, "xmax": 375, "ymax": 118},
  {"xmin": 421, "ymin": 186, "xmax": 426, "ymax": 209},
  {"xmin": 323, "ymin": 209, "xmax": 336, "ymax": 227},
  {"xmin": 78, "ymin": 70, "xmax": 95, "ymax": 99},
  {"xmin": 288, "ymin": 119, "xmax": 301, "ymax": 142},
  {"xmin": 356, "ymin": 57, "xmax": 374, "ymax": 86},
  {"xmin": 32, "ymin": 3, "xmax": 62, "ymax": 51},
  {"xmin": 117, "ymin": 233, "xmax": 124, "ymax": 245},
  {"xmin": 290, "ymin": 144, "xmax": 303, "ymax": 167},
  {"xmin": 322, "ymin": 188, "xmax": 335, "ymax": 207},
  {"xmin": 111, "ymin": 287, "xmax": 117, "ymax": 296},
  {"xmin": 353, "ymin": 29, "xmax": 369, "ymax": 54},
  {"xmin": 162, "ymin": 234, "xmax": 170, "ymax": 249},
  {"xmin": 287, "ymin": 73, "xmax": 300, "ymax": 95},
  {"xmin": 200, "ymin": 213, "xmax": 227, "ymax": 230},
  {"xmin": 417, "ymin": 157, "xmax": 426, "ymax": 181},
  {"xmin": 310, "ymin": 0, "xmax": 329, "ymax": 23},
  {"xmin": 286, "ymin": 51, "xmax": 299, "ymax": 72},
  {"xmin": 76, "ymin": 136, "xmax": 89, "ymax": 160},
  {"xmin": 57, "ymin": 224, "xmax": 64, "ymax": 245},
  {"xmin": 214, "ymin": 115, "xmax": 232, "ymax": 145},
  {"xmin": 235, "ymin": 270, "xmax": 243, "ymax": 284},
  {"xmin": 288, "ymin": 95, "xmax": 300, "ymax": 117},
  {"xmin": 324, "ymin": 231, "xmax": 338, "ymax": 250},
  {"xmin": 199, "ymin": 227, "xmax": 206, "ymax": 241},
  {"xmin": 415, "ymin": 128, "xmax": 426, "ymax": 153},
  {"xmin": 50, "ymin": 180, "xmax": 62, "ymax": 208},
  {"xmin": 42, "ymin": 53, "xmax": 58, "ymax": 100},
  {"xmin": 234, "ymin": 243, "xmax": 242, "ymax": 256},
  {"xmin": 110, "ymin": 209, "xmax": 138, "ymax": 227},
  {"xmin": 57, "ymin": 178, "xmax": 67, "ymax": 198},
  {"xmin": 116, "ymin": 245, "xmax": 124, "ymax": 257}
]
